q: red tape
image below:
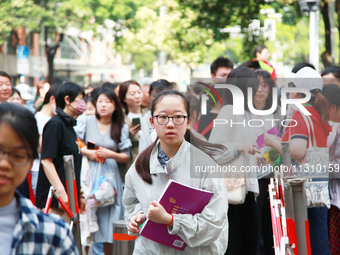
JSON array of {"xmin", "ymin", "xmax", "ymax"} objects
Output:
[
  {"xmin": 113, "ymin": 233, "xmax": 137, "ymax": 241},
  {"xmin": 305, "ymin": 220, "xmax": 312, "ymax": 255},
  {"xmin": 73, "ymin": 180, "xmax": 79, "ymax": 214}
]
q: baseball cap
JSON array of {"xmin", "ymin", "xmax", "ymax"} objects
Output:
[
  {"xmin": 293, "ymin": 67, "xmax": 323, "ymax": 91},
  {"xmin": 15, "ymin": 83, "xmax": 33, "ymax": 101}
]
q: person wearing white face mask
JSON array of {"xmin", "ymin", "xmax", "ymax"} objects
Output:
[{"xmin": 35, "ymin": 82, "xmax": 86, "ymax": 221}]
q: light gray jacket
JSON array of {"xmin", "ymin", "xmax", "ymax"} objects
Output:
[
  {"xmin": 329, "ymin": 131, "xmax": 340, "ymax": 209},
  {"xmin": 122, "ymin": 140, "xmax": 229, "ymax": 255},
  {"xmin": 209, "ymin": 105, "xmax": 259, "ymax": 194}
]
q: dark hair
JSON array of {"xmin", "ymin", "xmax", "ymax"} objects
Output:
[
  {"xmin": 210, "ymin": 57, "xmax": 234, "ymax": 75},
  {"xmin": 241, "ymin": 59, "xmax": 261, "ymax": 70},
  {"xmin": 149, "ymin": 79, "xmax": 173, "ymax": 95},
  {"xmin": 11, "ymin": 87, "xmax": 21, "ymax": 97},
  {"xmin": 135, "ymin": 90, "xmax": 227, "ymax": 184},
  {"xmin": 84, "ymin": 95, "xmax": 95, "ymax": 106},
  {"xmin": 322, "ymin": 84, "xmax": 340, "ymax": 107},
  {"xmin": 224, "ymin": 66, "xmax": 257, "ymax": 110},
  {"xmin": 313, "ymin": 92, "xmax": 330, "ymax": 123},
  {"xmin": 253, "ymin": 44, "xmax": 267, "ymax": 58},
  {"xmin": 36, "ymin": 85, "xmax": 59, "ymax": 112},
  {"xmin": 291, "ymin": 62, "xmax": 315, "ymax": 73},
  {"xmin": 321, "ymin": 66, "xmax": 340, "ymax": 78},
  {"xmin": 255, "ymin": 69, "xmax": 277, "ymax": 110},
  {"xmin": 55, "ymin": 82, "xmax": 84, "ymax": 109},
  {"xmin": 118, "ymin": 80, "xmax": 141, "ymax": 114},
  {"xmin": 311, "ymin": 84, "xmax": 340, "ymax": 123},
  {"xmin": 185, "ymin": 93, "xmax": 201, "ymax": 117},
  {"xmin": 90, "ymin": 87, "xmax": 101, "ymax": 103},
  {"xmin": 0, "ymin": 103, "xmax": 39, "ymax": 159},
  {"xmin": 102, "ymin": 82, "xmax": 119, "ymax": 92},
  {"xmin": 0, "ymin": 71, "xmax": 11, "ymax": 81},
  {"xmin": 95, "ymin": 88, "xmax": 125, "ymax": 143}
]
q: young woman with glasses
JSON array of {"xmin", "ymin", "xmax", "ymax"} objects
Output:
[
  {"xmin": 122, "ymin": 90, "xmax": 229, "ymax": 254},
  {"xmin": 0, "ymin": 103, "xmax": 78, "ymax": 254}
]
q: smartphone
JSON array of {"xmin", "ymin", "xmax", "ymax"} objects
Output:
[
  {"xmin": 87, "ymin": 141, "xmax": 96, "ymax": 150},
  {"xmin": 132, "ymin": 117, "xmax": 141, "ymax": 127}
]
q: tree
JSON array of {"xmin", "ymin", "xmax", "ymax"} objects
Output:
[
  {"xmin": 177, "ymin": 0, "xmax": 267, "ymax": 59},
  {"xmin": 0, "ymin": 1, "xmax": 44, "ymax": 45},
  {"xmin": 0, "ymin": 0, "xmax": 92, "ymax": 83}
]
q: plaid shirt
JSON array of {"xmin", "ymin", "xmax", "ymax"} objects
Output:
[{"xmin": 10, "ymin": 192, "xmax": 79, "ymax": 255}]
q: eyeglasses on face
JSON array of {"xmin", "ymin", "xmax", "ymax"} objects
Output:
[
  {"xmin": 153, "ymin": 115, "xmax": 187, "ymax": 125},
  {"xmin": 0, "ymin": 147, "xmax": 33, "ymax": 167}
]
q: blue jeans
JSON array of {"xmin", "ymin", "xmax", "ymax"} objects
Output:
[{"xmin": 308, "ymin": 207, "xmax": 330, "ymax": 255}]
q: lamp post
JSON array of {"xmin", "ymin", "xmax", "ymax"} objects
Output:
[{"xmin": 298, "ymin": 0, "xmax": 320, "ymax": 72}]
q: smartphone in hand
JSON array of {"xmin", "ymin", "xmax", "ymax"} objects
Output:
[
  {"xmin": 87, "ymin": 141, "xmax": 96, "ymax": 150},
  {"xmin": 132, "ymin": 117, "xmax": 141, "ymax": 127}
]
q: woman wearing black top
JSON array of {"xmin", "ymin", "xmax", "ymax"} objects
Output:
[{"xmin": 36, "ymin": 82, "xmax": 86, "ymax": 221}]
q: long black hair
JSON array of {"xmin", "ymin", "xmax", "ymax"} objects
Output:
[
  {"xmin": 135, "ymin": 90, "xmax": 227, "ymax": 184},
  {"xmin": 223, "ymin": 66, "xmax": 257, "ymax": 109},
  {"xmin": 118, "ymin": 80, "xmax": 141, "ymax": 114},
  {"xmin": 0, "ymin": 103, "xmax": 39, "ymax": 159},
  {"xmin": 254, "ymin": 69, "xmax": 277, "ymax": 110},
  {"xmin": 95, "ymin": 87, "xmax": 125, "ymax": 143}
]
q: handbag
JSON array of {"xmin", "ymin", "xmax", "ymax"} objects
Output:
[
  {"xmin": 292, "ymin": 113, "xmax": 330, "ymax": 208},
  {"xmin": 224, "ymin": 178, "xmax": 247, "ymax": 204},
  {"xmin": 223, "ymin": 153, "xmax": 248, "ymax": 205}
]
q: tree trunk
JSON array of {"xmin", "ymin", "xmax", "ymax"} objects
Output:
[
  {"xmin": 321, "ymin": 2, "xmax": 332, "ymax": 68},
  {"xmin": 45, "ymin": 28, "xmax": 63, "ymax": 85}
]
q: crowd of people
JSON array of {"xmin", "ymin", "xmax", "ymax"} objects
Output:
[{"xmin": 0, "ymin": 44, "xmax": 340, "ymax": 255}]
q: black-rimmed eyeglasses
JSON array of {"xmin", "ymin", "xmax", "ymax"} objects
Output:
[{"xmin": 153, "ymin": 115, "xmax": 187, "ymax": 125}]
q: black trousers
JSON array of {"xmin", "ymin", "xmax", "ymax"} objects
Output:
[
  {"xmin": 225, "ymin": 192, "xmax": 259, "ymax": 255},
  {"xmin": 256, "ymin": 178, "xmax": 274, "ymax": 255}
]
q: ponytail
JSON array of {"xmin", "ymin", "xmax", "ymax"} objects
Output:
[
  {"xmin": 313, "ymin": 91, "xmax": 329, "ymax": 123},
  {"xmin": 135, "ymin": 138, "xmax": 159, "ymax": 184}
]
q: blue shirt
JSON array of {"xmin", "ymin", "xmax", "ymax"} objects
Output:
[
  {"xmin": 10, "ymin": 192, "xmax": 79, "ymax": 255},
  {"xmin": 157, "ymin": 144, "xmax": 169, "ymax": 169}
]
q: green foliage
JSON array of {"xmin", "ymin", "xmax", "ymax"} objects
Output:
[
  {"xmin": 178, "ymin": 0, "xmax": 266, "ymax": 39},
  {"xmin": 0, "ymin": 0, "xmax": 44, "ymax": 44},
  {"xmin": 0, "ymin": 0, "xmax": 334, "ymax": 73}
]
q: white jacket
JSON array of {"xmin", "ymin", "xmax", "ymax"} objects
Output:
[
  {"xmin": 123, "ymin": 140, "xmax": 229, "ymax": 255},
  {"xmin": 209, "ymin": 105, "xmax": 259, "ymax": 195}
]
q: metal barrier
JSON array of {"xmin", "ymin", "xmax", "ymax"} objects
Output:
[
  {"xmin": 112, "ymin": 220, "xmax": 136, "ymax": 255},
  {"xmin": 269, "ymin": 142, "xmax": 312, "ymax": 255}
]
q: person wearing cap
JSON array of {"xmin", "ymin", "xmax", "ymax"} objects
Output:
[
  {"xmin": 15, "ymin": 83, "xmax": 33, "ymax": 103},
  {"xmin": 322, "ymin": 84, "xmax": 340, "ymax": 254},
  {"xmin": 0, "ymin": 71, "xmax": 12, "ymax": 103},
  {"xmin": 8, "ymin": 88, "xmax": 24, "ymax": 105},
  {"xmin": 265, "ymin": 66, "xmax": 332, "ymax": 254}
]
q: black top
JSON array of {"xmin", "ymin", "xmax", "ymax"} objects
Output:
[
  {"xmin": 198, "ymin": 102, "xmax": 218, "ymax": 140},
  {"xmin": 35, "ymin": 108, "xmax": 82, "ymax": 209}
]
